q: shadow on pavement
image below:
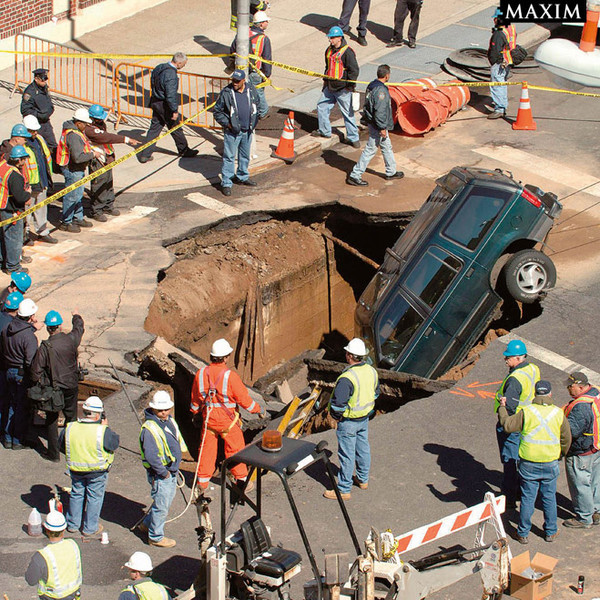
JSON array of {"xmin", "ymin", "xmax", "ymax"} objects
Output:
[
  {"xmin": 100, "ymin": 490, "xmax": 147, "ymax": 529},
  {"xmin": 321, "ymin": 148, "xmax": 356, "ymax": 175},
  {"xmin": 193, "ymin": 35, "xmax": 232, "ymax": 69},
  {"xmin": 21, "ymin": 484, "xmax": 55, "ymax": 512},
  {"xmin": 300, "ymin": 13, "xmax": 339, "ymax": 34},
  {"xmin": 366, "ymin": 20, "xmax": 394, "ymax": 43},
  {"xmin": 153, "ymin": 554, "xmax": 202, "ymax": 593}
]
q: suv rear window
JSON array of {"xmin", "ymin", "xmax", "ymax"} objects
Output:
[
  {"xmin": 404, "ymin": 246, "xmax": 462, "ymax": 308},
  {"xmin": 379, "ymin": 296, "xmax": 424, "ymax": 366},
  {"xmin": 443, "ymin": 186, "xmax": 513, "ymax": 250}
]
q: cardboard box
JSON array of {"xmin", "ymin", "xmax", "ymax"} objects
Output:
[{"xmin": 510, "ymin": 551, "xmax": 558, "ymax": 600}]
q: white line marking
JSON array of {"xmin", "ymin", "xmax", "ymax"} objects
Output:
[
  {"xmin": 27, "ymin": 240, "xmax": 82, "ymax": 261},
  {"xmin": 500, "ymin": 333, "xmax": 600, "ymax": 382},
  {"xmin": 185, "ymin": 192, "xmax": 242, "ymax": 216},
  {"xmin": 90, "ymin": 206, "xmax": 158, "ymax": 235},
  {"xmin": 474, "ymin": 146, "xmax": 600, "ymax": 198}
]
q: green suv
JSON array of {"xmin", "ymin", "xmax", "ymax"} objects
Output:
[{"xmin": 355, "ymin": 166, "xmax": 561, "ymax": 378}]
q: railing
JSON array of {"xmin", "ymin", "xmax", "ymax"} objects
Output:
[{"xmin": 14, "ymin": 33, "xmax": 114, "ymax": 110}]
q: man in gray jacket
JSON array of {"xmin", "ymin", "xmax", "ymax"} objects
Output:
[{"xmin": 347, "ymin": 65, "xmax": 403, "ymax": 186}]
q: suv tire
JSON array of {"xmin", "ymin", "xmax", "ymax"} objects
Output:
[{"xmin": 504, "ymin": 250, "xmax": 557, "ymax": 303}]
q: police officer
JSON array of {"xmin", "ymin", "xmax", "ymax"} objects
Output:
[
  {"xmin": 495, "ymin": 339, "xmax": 541, "ymax": 508},
  {"xmin": 26, "ymin": 511, "xmax": 82, "ymax": 600},
  {"xmin": 119, "ymin": 552, "xmax": 171, "ymax": 600},
  {"xmin": 139, "ymin": 391, "xmax": 188, "ymax": 548},
  {"xmin": 23, "ymin": 115, "xmax": 57, "ymax": 244},
  {"xmin": 324, "ymin": 338, "xmax": 378, "ymax": 500},
  {"xmin": 20, "ymin": 69, "xmax": 58, "ymax": 157},
  {"xmin": 0, "ymin": 145, "xmax": 32, "ymax": 274},
  {"xmin": 498, "ymin": 381, "xmax": 571, "ymax": 544},
  {"xmin": 63, "ymin": 396, "xmax": 120, "ymax": 536},
  {"xmin": 138, "ymin": 52, "xmax": 198, "ymax": 163}
]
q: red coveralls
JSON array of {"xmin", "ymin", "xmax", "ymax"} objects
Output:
[{"xmin": 190, "ymin": 362, "xmax": 261, "ymax": 488}]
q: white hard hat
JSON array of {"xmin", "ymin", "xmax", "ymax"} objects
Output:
[
  {"xmin": 210, "ymin": 338, "xmax": 234, "ymax": 358},
  {"xmin": 18, "ymin": 298, "xmax": 38, "ymax": 318},
  {"xmin": 253, "ymin": 10, "xmax": 270, "ymax": 23},
  {"xmin": 73, "ymin": 108, "xmax": 92, "ymax": 124},
  {"xmin": 124, "ymin": 551, "xmax": 153, "ymax": 573},
  {"xmin": 44, "ymin": 510, "xmax": 66, "ymax": 532},
  {"xmin": 82, "ymin": 396, "xmax": 104, "ymax": 413},
  {"xmin": 344, "ymin": 338, "xmax": 368, "ymax": 357},
  {"xmin": 23, "ymin": 115, "xmax": 41, "ymax": 131},
  {"xmin": 149, "ymin": 390, "xmax": 174, "ymax": 410}
]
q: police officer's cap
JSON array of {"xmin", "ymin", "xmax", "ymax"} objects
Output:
[
  {"xmin": 33, "ymin": 68, "xmax": 49, "ymax": 76},
  {"xmin": 535, "ymin": 380, "xmax": 552, "ymax": 396}
]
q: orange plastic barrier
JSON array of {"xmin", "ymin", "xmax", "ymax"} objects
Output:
[{"xmin": 113, "ymin": 62, "xmax": 230, "ymax": 129}]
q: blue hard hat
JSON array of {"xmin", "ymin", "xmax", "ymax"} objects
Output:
[
  {"xmin": 44, "ymin": 310, "xmax": 63, "ymax": 326},
  {"xmin": 327, "ymin": 26, "xmax": 345, "ymax": 38},
  {"xmin": 4, "ymin": 291, "xmax": 23, "ymax": 310},
  {"xmin": 11, "ymin": 271, "xmax": 32, "ymax": 293},
  {"xmin": 10, "ymin": 145, "xmax": 29, "ymax": 159},
  {"xmin": 493, "ymin": 7, "xmax": 504, "ymax": 18},
  {"xmin": 89, "ymin": 104, "xmax": 108, "ymax": 120},
  {"xmin": 503, "ymin": 339, "xmax": 527, "ymax": 357},
  {"xmin": 11, "ymin": 124, "xmax": 32, "ymax": 138}
]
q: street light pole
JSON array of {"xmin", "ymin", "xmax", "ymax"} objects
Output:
[{"xmin": 235, "ymin": 0, "xmax": 250, "ymax": 75}]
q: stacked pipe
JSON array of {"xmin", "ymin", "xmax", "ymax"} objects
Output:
[{"xmin": 388, "ymin": 79, "xmax": 471, "ymax": 136}]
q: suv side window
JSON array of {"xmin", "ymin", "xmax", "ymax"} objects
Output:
[
  {"xmin": 404, "ymin": 246, "xmax": 462, "ymax": 309},
  {"xmin": 443, "ymin": 186, "xmax": 513, "ymax": 250},
  {"xmin": 379, "ymin": 296, "xmax": 424, "ymax": 366}
]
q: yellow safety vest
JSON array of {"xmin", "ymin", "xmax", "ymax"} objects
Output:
[
  {"xmin": 25, "ymin": 136, "xmax": 52, "ymax": 185},
  {"xmin": 65, "ymin": 421, "xmax": 115, "ymax": 472},
  {"xmin": 56, "ymin": 128, "xmax": 92, "ymax": 167},
  {"xmin": 38, "ymin": 539, "xmax": 82, "ymax": 599},
  {"xmin": 325, "ymin": 45, "xmax": 349, "ymax": 79},
  {"xmin": 122, "ymin": 580, "xmax": 170, "ymax": 600},
  {"xmin": 494, "ymin": 363, "xmax": 540, "ymax": 413},
  {"xmin": 249, "ymin": 30, "xmax": 266, "ymax": 71},
  {"xmin": 140, "ymin": 418, "xmax": 188, "ymax": 469},
  {"xmin": 333, "ymin": 363, "xmax": 378, "ymax": 419},
  {"xmin": 0, "ymin": 159, "xmax": 19, "ymax": 210},
  {"xmin": 501, "ymin": 24, "xmax": 517, "ymax": 65},
  {"xmin": 519, "ymin": 403, "xmax": 563, "ymax": 462}
]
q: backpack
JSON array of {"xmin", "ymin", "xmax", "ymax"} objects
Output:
[{"xmin": 510, "ymin": 45, "xmax": 527, "ymax": 66}]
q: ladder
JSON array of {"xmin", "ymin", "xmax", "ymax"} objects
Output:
[{"xmin": 277, "ymin": 385, "xmax": 322, "ymax": 439}]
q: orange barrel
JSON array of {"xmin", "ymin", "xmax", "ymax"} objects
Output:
[
  {"xmin": 433, "ymin": 81, "xmax": 471, "ymax": 115},
  {"xmin": 388, "ymin": 78, "xmax": 438, "ymax": 125},
  {"xmin": 397, "ymin": 97, "xmax": 446, "ymax": 135}
]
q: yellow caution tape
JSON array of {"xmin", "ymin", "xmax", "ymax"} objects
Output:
[
  {"xmin": 0, "ymin": 103, "xmax": 216, "ymax": 228},
  {"xmin": 528, "ymin": 84, "xmax": 600, "ymax": 97},
  {"xmin": 1, "ymin": 50, "xmax": 233, "ymax": 59}
]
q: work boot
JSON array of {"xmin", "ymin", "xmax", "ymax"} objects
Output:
[
  {"xmin": 82, "ymin": 524, "xmax": 103, "ymax": 537},
  {"xmin": 136, "ymin": 522, "xmax": 149, "ymax": 535},
  {"xmin": 323, "ymin": 489, "xmax": 351, "ymax": 500},
  {"xmin": 75, "ymin": 219, "xmax": 93, "ymax": 228},
  {"xmin": 37, "ymin": 234, "xmax": 58, "ymax": 244},
  {"xmin": 138, "ymin": 156, "xmax": 154, "ymax": 164},
  {"xmin": 346, "ymin": 175, "xmax": 368, "ymax": 187},
  {"xmin": 104, "ymin": 208, "xmax": 121, "ymax": 216},
  {"xmin": 386, "ymin": 38, "xmax": 403, "ymax": 48},
  {"xmin": 149, "ymin": 536, "xmax": 177, "ymax": 548},
  {"xmin": 221, "ymin": 186, "xmax": 232, "ymax": 197},
  {"xmin": 59, "ymin": 222, "xmax": 81, "ymax": 233},
  {"xmin": 232, "ymin": 176, "xmax": 258, "ymax": 187},
  {"xmin": 180, "ymin": 148, "xmax": 199, "ymax": 158},
  {"xmin": 358, "ymin": 36, "xmax": 367, "ymax": 46},
  {"xmin": 544, "ymin": 531, "xmax": 559, "ymax": 542},
  {"xmin": 345, "ymin": 139, "xmax": 360, "ymax": 148},
  {"xmin": 91, "ymin": 213, "xmax": 108, "ymax": 222},
  {"xmin": 487, "ymin": 110, "xmax": 506, "ymax": 120},
  {"xmin": 593, "ymin": 512, "xmax": 600, "ymax": 526},
  {"xmin": 353, "ymin": 476, "xmax": 368, "ymax": 490},
  {"xmin": 235, "ymin": 479, "xmax": 254, "ymax": 493},
  {"xmin": 515, "ymin": 535, "xmax": 529, "ymax": 545},
  {"xmin": 20, "ymin": 255, "xmax": 32, "ymax": 264},
  {"xmin": 407, "ymin": 40, "xmax": 416, "ymax": 48},
  {"xmin": 310, "ymin": 131, "xmax": 331, "ymax": 139},
  {"xmin": 385, "ymin": 171, "xmax": 405, "ymax": 180},
  {"xmin": 563, "ymin": 518, "xmax": 592, "ymax": 529}
]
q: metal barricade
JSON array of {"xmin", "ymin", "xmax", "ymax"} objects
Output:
[
  {"xmin": 113, "ymin": 62, "xmax": 229, "ymax": 129},
  {"xmin": 13, "ymin": 33, "xmax": 115, "ymax": 110}
]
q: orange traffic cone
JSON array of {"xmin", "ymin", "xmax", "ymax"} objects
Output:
[
  {"xmin": 272, "ymin": 111, "xmax": 297, "ymax": 164},
  {"xmin": 512, "ymin": 82, "xmax": 537, "ymax": 131},
  {"xmin": 580, "ymin": 6, "xmax": 600, "ymax": 52}
]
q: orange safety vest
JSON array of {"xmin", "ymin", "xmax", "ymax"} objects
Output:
[
  {"xmin": 501, "ymin": 25, "xmax": 517, "ymax": 65},
  {"xmin": 249, "ymin": 29, "xmax": 266, "ymax": 72},
  {"xmin": 325, "ymin": 44, "xmax": 349, "ymax": 79},
  {"xmin": 564, "ymin": 390, "xmax": 600, "ymax": 451},
  {"xmin": 0, "ymin": 159, "xmax": 19, "ymax": 210},
  {"xmin": 56, "ymin": 128, "xmax": 92, "ymax": 167}
]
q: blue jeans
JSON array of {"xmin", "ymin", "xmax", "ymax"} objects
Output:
[
  {"xmin": 62, "ymin": 168, "xmax": 85, "ymax": 224},
  {"xmin": 350, "ymin": 125, "xmax": 396, "ymax": 180},
  {"xmin": 517, "ymin": 459, "xmax": 559, "ymax": 537},
  {"xmin": 67, "ymin": 471, "xmax": 108, "ymax": 534},
  {"xmin": 490, "ymin": 63, "xmax": 509, "ymax": 112},
  {"xmin": 249, "ymin": 72, "xmax": 269, "ymax": 118},
  {"xmin": 496, "ymin": 426, "xmax": 520, "ymax": 504},
  {"xmin": 143, "ymin": 472, "xmax": 177, "ymax": 542},
  {"xmin": 317, "ymin": 87, "xmax": 359, "ymax": 142},
  {"xmin": 0, "ymin": 210, "xmax": 24, "ymax": 273},
  {"xmin": 565, "ymin": 452, "xmax": 600, "ymax": 524},
  {"xmin": 336, "ymin": 417, "xmax": 370, "ymax": 493},
  {"xmin": 221, "ymin": 130, "xmax": 252, "ymax": 189},
  {"xmin": 5, "ymin": 368, "xmax": 28, "ymax": 446}
]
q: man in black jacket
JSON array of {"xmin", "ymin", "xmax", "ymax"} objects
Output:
[
  {"xmin": 20, "ymin": 69, "xmax": 57, "ymax": 157},
  {"xmin": 138, "ymin": 53, "xmax": 198, "ymax": 163},
  {"xmin": 1, "ymin": 297, "xmax": 39, "ymax": 450},
  {"xmin": 30, "ymin": 309, "xmax": 85, "ymax": 461},
  {"xmin": 213, "ymin": 70, "xmax": 261, "ymax": 197},
  {"xmin": 347, "ymin": 65, "xmax": 404, "ymax": 186},
  {"xmin": 312, "ymin": 27, "xmax": 360, "ymax": 147},
  {"xmin": 387, "ymin": 0, "xmax": 422, "ymax": 48}
]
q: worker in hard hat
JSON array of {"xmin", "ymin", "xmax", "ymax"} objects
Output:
[
  {"xmin": 0, "ymin": 144, "xmax": 32, "ymax": 274},
  {"xmin": 119, "ymin": 552, "xmax": 171, "ymax": 600},
  {"xmin": 0, "ymin": 123, "xmax": 33, "ymax": 160},
  {"xmin": 1, "ymin": 297, "xmax": 39, "ymax": 449},
  {"xmin": 85, "ymin": 104, "xmax": 141, "ymax": 222},
  {"xmin": 323, "ymin": 338, "xmax": 378, "ymax": 500},
  {"xmin": 190, "ymin": 338, "xmax": 263, "ymax": 493},
  {"xmin": 495, "ymin": 339, "xmax": 540, "ymax": 508},
  {"xmin": 56, "ymin": 108, "xmax": 102, "ymax": 232},
  {"xmin": 0, "ymin": 270, "xmax": 31, "ymax": 308},
  {"xmin": 62, "ymin": 396, "xmax": 120, "ymax": 535},
  {"xmin": 25, "ymin": 510, "xmax": 82, "ymax": 600},
  {"xmin": 31, "ymin": 308, "xmax": 86, "ymax": 461},
  {"xmin": 139, "ymin": 390, "xmax": 188, "ymax": 548},
  {"xmin": 312, "ymin": 26, "xmax": 360, "ymax": 148}
]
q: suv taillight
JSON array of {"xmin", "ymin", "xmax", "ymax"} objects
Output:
[{"xmin": 521, "ymin": 188, "xmax": 542, "ymax": 208}]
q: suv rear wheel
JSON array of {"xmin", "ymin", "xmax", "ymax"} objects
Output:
[{"xmin": 504, "ymin": 250, "xmax": 557, "ymax": 303}]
